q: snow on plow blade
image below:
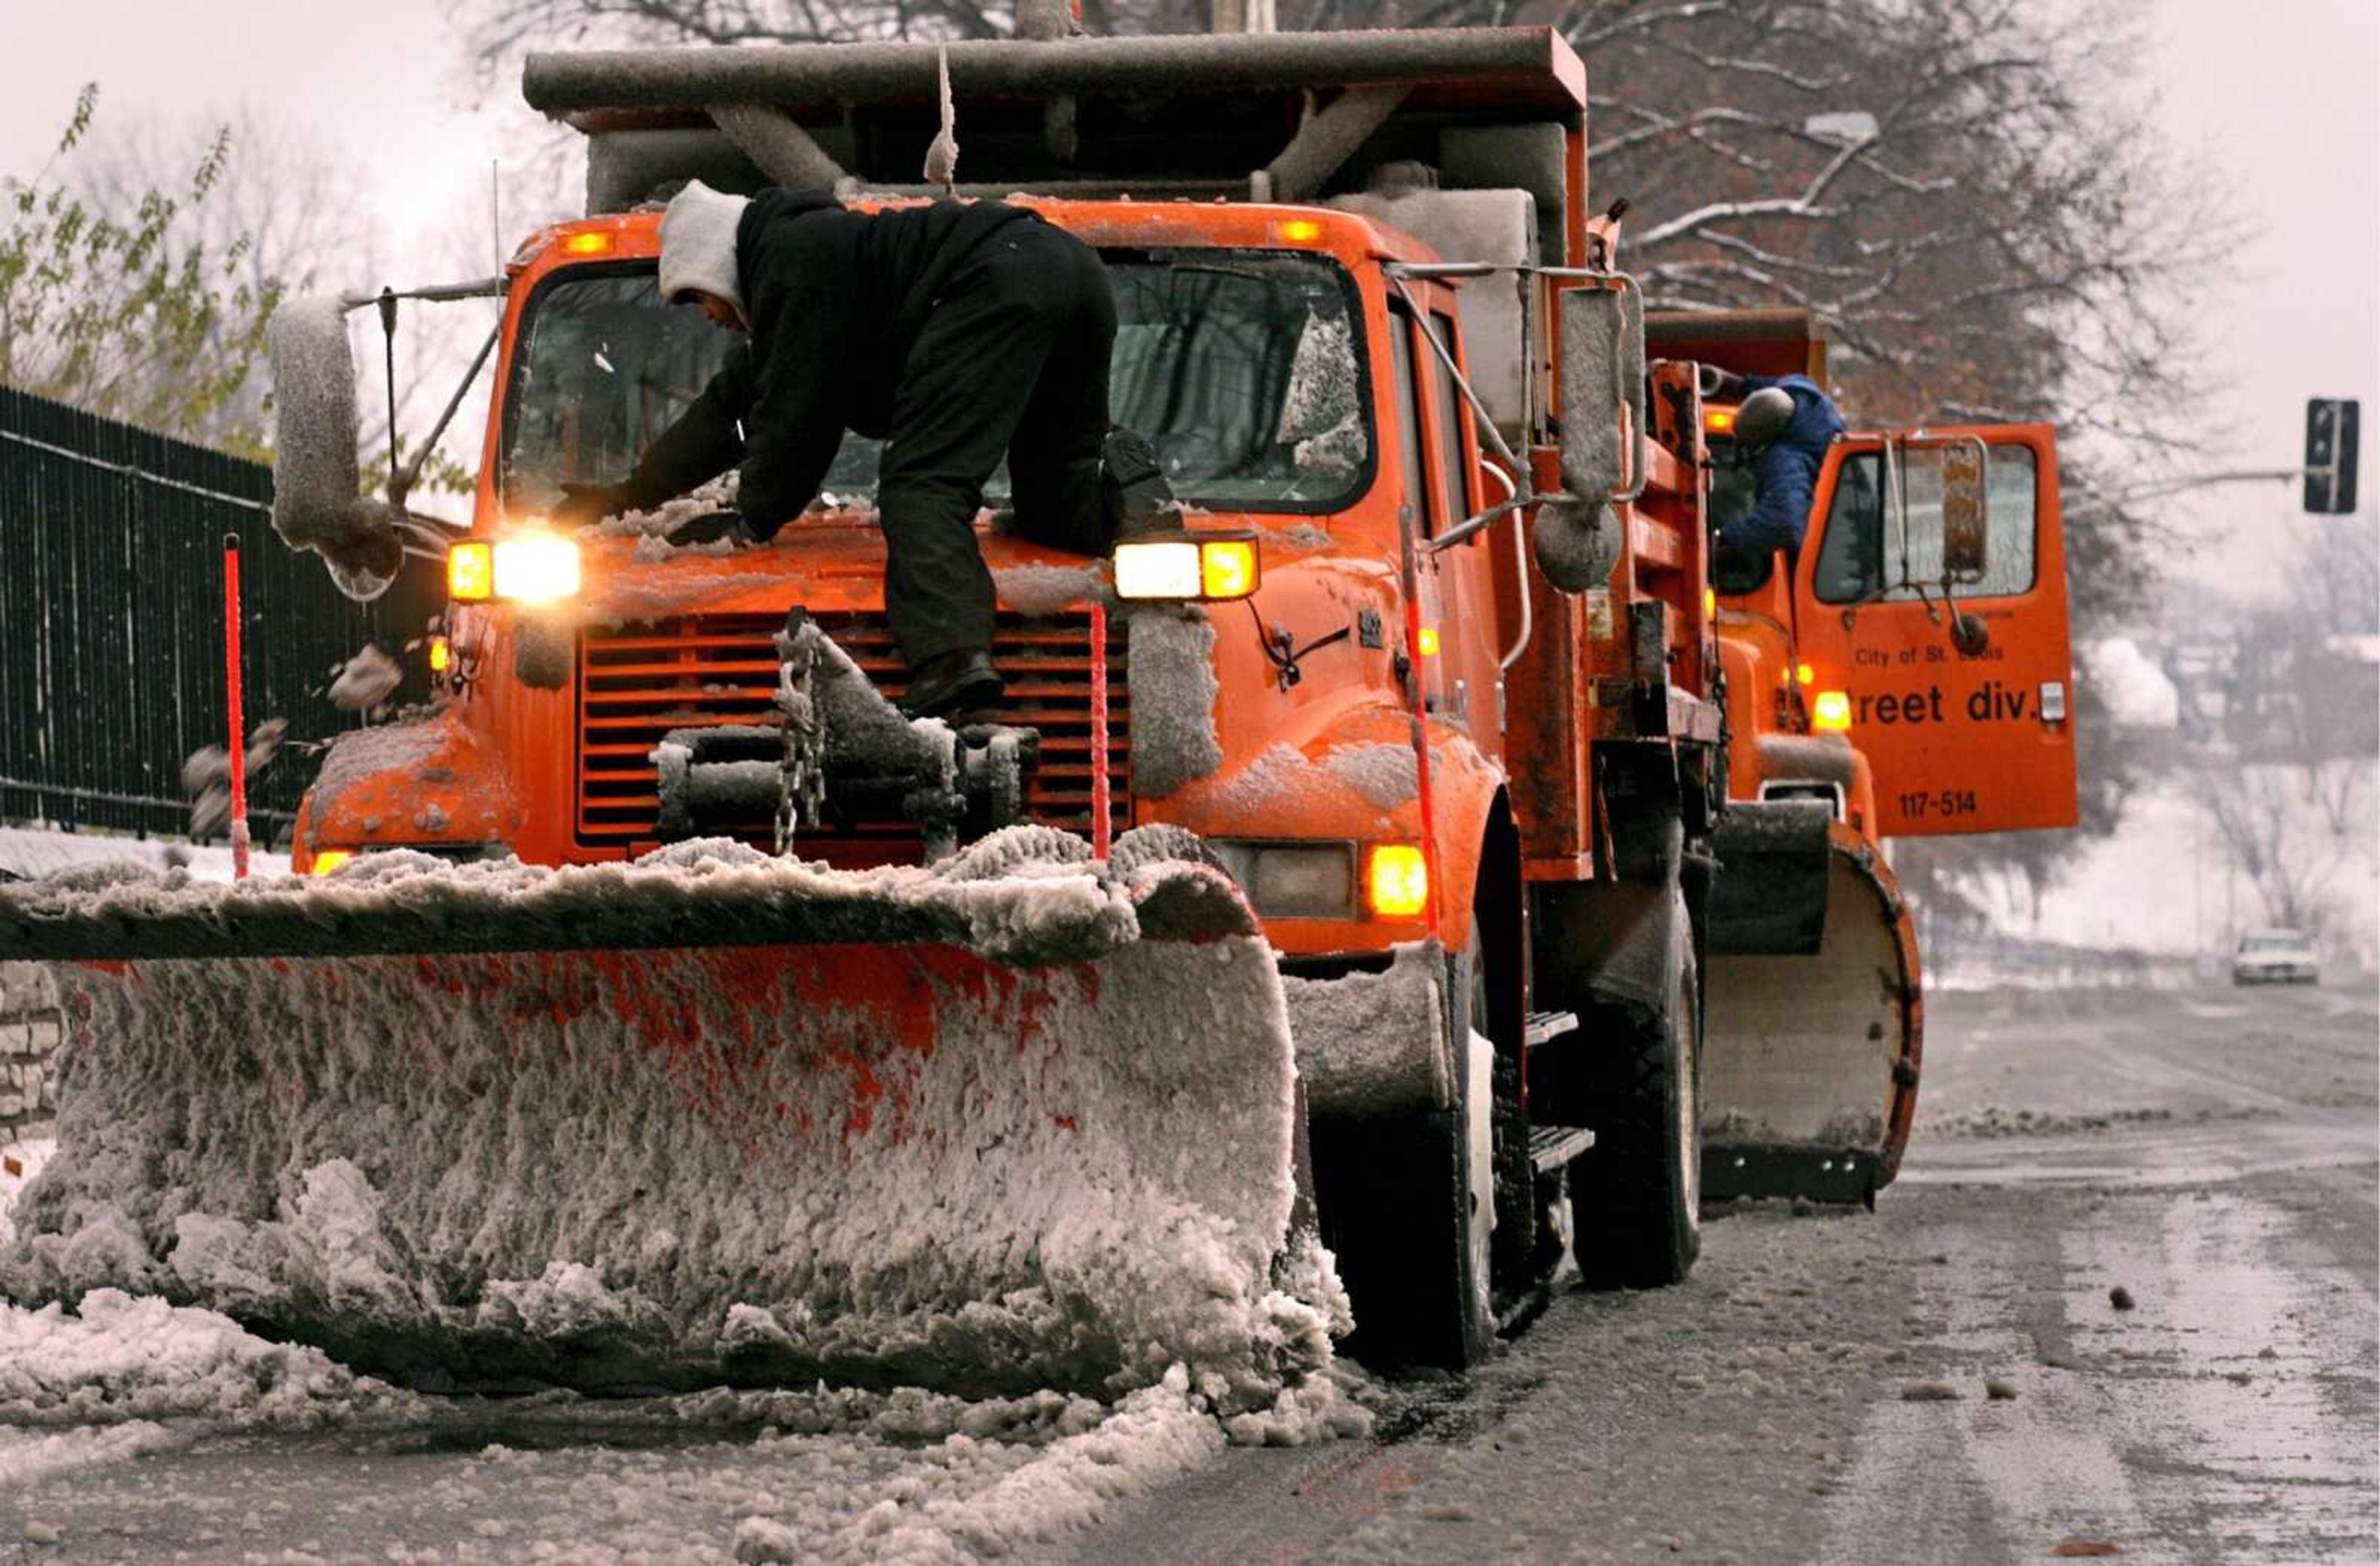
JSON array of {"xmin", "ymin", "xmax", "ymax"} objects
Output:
[
  {"xmin": 0, "ymin": 829, "xmax": 1332, "ymax": 1405},
  {"xmin": 1701, "ymin": 822, "xmax": 1922, "ymax": 1207}
]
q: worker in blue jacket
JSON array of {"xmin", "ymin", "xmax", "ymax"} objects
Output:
[{"xmin": 1717, "ymin": 374, "xmax": 1846, "ymax": 558}]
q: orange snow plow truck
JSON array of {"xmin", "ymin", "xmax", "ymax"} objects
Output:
[
  {"xmin": 0, "ymin": 27, "xmax": 2070, "ymax": 1386},
  {"xmin": 1663, "ymin": 309, "xmax": 2077, "ymax": 1207}
]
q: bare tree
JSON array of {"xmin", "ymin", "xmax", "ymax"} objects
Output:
[
  {"xmin": 60, "ymin": 102, "xmax": 498, "ymax": 501},
  {"xmin": 0, "ymin": 88, "xmax": 280, "ymax": 447},
  {"xmin": 68, "ymin": 104, "xmax": 374, "ymax": 451}
]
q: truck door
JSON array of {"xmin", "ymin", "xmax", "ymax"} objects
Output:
[{"xmin": 1791, "ymin": 424, "xmax": 2075, "ymax": 837}]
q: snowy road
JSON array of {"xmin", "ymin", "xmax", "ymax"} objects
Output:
[{"xmin": 0, "ymin": 980, "xmax": 2371, "ymax": 1564}]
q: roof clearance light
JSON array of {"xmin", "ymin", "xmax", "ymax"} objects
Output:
[
  {"xmin": 447, "ymin": 541, "xmax": 494, "ymax": 602},
  {"xmin": 1706, "ymin": 407, "xmax": 1737, "ymax": 434},
  {"xmin": 1367, "ymin": 844, "xmax": 1430, "ymax": 919},
  {"xmin": 1812, "ymin": 690, "xmax": 1853, "ymax": 732},
  {"xmin": 493, "ymin": 532, "xmax": 583, "ymax": 604},
  {"xmin": 1277, "ymin": 218, "xmax": 1325, "ymax": 243},
  {"xmin": 309, "ymin": 850, "xmax": 355, "ymax": 877},
  {"xmin": 563, "ymin": 231, "xmax": 615, "ymax": 255}
]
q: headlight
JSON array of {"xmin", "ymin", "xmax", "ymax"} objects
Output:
[
  {"xmin": 307, "ymin": 850, "xmax": 355, "ymax": 876},
  {"xmin": 493, "ymin": 533, "xmax": 582, "ymax": 604},
  {"xmin": 1208, "ymin": 840, "xmax": 1357, "ymax": 918},
  {"xmin": 1113, "ymin": 532, "xmax": 1260, "ymax": 602}
]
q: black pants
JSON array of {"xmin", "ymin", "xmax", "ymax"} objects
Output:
[{"xmin": 878, "ymin": 219, "xmax": 1116, "ymax": 669}]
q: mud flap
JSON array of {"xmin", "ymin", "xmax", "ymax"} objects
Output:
[
  {"xmin": 0, "ymin": 829, "xmax": 1337, "ymax": 1407},
  {"xmin": 1705, "ymin": 799, "xmax": 1833, "ymax": 957},
  {"xmin": 1701, "ymin": 823, "xmax": 1921, "ymax": 1206}
]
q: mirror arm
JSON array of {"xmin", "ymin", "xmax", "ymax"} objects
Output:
[
  {"xmin": 338, "ymin": 277, "xmax": 505, "ymax": 310},
  {"xmin": 1427, "ymin": 493, "xmax": 1528, "ymax": 554}
]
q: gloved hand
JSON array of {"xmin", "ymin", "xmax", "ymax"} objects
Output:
[
  {"xmin": 552, "ymin": 481, "xmax": 633, "ymax": 528},
  {"xmin": 665, "ymin": 509, "xmax": 754, "ymax": 547}
]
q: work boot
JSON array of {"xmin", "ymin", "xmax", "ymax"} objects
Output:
[
  {"xmin": 1100, "ymin": 428, "xmax": 1176, "ymax": 539},
  {"xmin": 901, "ymin": 649, "xmax": 1005, "ymax": 721}
]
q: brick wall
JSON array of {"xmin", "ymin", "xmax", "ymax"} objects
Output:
[{"xmin": 0, "ymin": 962, "xmax": 62, "ymax": 1145}]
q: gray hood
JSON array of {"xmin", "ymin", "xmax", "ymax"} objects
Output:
[{"xmin": 658, "ymin": 181, "xmax": 752, "ymax": 328}]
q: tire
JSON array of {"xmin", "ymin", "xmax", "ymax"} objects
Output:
[
  {"xmin": 1311, "ymin": 931, "xmax": 1497, "ymax": 1371},
  {"xmin": 1573, "ymin": 894, "xmax": 1703, "ymax": 1289}
]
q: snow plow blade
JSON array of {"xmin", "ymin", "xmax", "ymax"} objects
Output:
[
  {"xmin": 1700, "ymin": 822, "xmax": 1922, "ymax": 1207},
  {"xmin": 0, "ymin": 829, "xmax": 1336, "ymax": 1405},
  {"xmin": 1704, "ymin": 799, "xmax": 1833, "ymax": 957}
]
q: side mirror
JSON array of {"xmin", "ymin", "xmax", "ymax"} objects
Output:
[
  {"xmin": 1938, "ymin": 440, "xmax": 1988, "ymax": 581},
  {"xmin": 269, "ymin": 296, "xmax": 403, "ymax": 602},
  {"xmin": 1541, "ymin": 281, "xmax": 1643, "ymax": 593},
  {"xmin": 1554, "ymin": 281, "xmax": 1644, "ymax": 501}
]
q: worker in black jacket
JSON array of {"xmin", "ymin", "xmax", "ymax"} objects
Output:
[{"xmin": 554, "ymin": 182, "xmax": 1169, "ymax": 719}]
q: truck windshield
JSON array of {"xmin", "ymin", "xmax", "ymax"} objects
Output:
[{"xmin": 501, "ymin": 250, "xmax": 1371, "ymax": 517}]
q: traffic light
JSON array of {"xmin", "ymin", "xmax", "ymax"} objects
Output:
[{"xmin": 2304, "ymin": 398, "xmax": 2359, "ymax": 514}]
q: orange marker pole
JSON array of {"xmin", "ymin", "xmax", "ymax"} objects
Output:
[{"xmin": 222, "ymin": 534, "xmax": 250, "ymax": 880}]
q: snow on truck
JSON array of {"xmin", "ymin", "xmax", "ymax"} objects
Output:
[{"xmin": 0, "ymin": 25, "xmax": 2071, "ymax": 1388}]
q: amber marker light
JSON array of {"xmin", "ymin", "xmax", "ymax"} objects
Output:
[
  {"xmin": 1276, "ymin": 218, "xmax": 1325, "ymax": 243},
  {"xmin": 1703, "ymin": 586, "xmax": 1717, "ymax": 618},
  {"xmin": 562, "ymin": 231, "xmax": 615, "ymax": 255},
  {"xmin": 1796, "ymin": 662, "xmax": 1815, "ymax": 686},
  {"xmin": 1367, "ymin": 844, "xmax": 1430, "ymax": 918},
  {"xmin": 309, "ymin": 850, "xmax": 355, "ymax": 876},
  {"xmin": 429, "ymin": 636, "xmax": 453, "ymax": 674},
  {"xmin": 1705, "ymin": 407, "xmax": 1737, "ymax": 434},
  {"xmin": 1416, "ymin": 625, "xmax": 1441, "ymax": 658},
  {"xmin": 1812, "ymin": 690, "xmax": 1853, "ymax": 733},
  {"xmin": 447, "ymin": 541, "xmax": 494, "ymax": 601},
  {"xmin": 1199, "ymin": 538, "xmax": 1259, "ymax": 600}
]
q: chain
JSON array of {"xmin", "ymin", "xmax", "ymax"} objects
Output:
[{"xmin": 774, "ymin": 631, "xmax": 824, "ymax": 857}]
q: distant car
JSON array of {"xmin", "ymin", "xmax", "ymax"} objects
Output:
[{"xmin": 2232, "ymin": 929, "xmax": 2320, "ymax": 986}]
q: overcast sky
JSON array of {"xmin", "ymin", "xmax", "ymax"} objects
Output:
[{"xmin": 2, "ymin": 0, "xmax": 2373, "ymax": 602}]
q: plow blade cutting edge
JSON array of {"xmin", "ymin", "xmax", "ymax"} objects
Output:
[
  {"xmin": 1700, "ymin": 819, "xmax": 1922, "ymax": 1207},
  {"xmin": 0, "ymin": 828, "xmax": 1339, "ymax": 1407}
]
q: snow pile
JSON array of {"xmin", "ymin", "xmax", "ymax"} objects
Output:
[
  {"xmin": 0, "ymin": 831, "xmax": 1352, "ymax": 1422},
  {"xmin": 994, "ymin": 562, "xmax": 1112, "ymax": 615},
  {"xmin": 0, "ymin": 830, "xmax": 286, "ymax": 886},
  {"xmin": 0, "ymin": 1287, "xmax": 418, "ymax": 1430},
  {"xmin": 0, "ymin": 1138, "xmax": 52, "ymax": 1249},
  {"xmin": 696, "ymin": 1365, "xmax": 1356, "ymax": 1562},
  {"xmin": 589, "ymin": 477, "xmax": 752, "ymax": 560},
  {"xmin": 327, "ymin": 644, "xmax": 403, "ymax": 711}
]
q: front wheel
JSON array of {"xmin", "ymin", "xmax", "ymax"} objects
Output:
[
  {"xmin": 1311, "ymin": 933, "xmax": 1497, "ymax": 1370},
  {"xmin": 1572, "ymin": 895, "xmax": 1702, "ymax": 1289}
]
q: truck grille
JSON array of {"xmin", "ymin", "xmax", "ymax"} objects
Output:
[{"xmin": 576, "ymin": 612, "xmax": 1131, "ymax": 855}]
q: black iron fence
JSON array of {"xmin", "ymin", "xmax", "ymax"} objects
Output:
[{"xmin": 0, "ymin": 385, "xmax": 442, "ymax": 842}]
